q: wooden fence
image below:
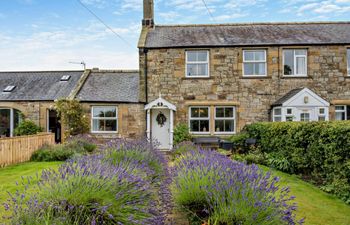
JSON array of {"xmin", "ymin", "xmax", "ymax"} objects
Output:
[{"xmin": 0, "ymin": 133, "xmax": 55, "ymax": 167}]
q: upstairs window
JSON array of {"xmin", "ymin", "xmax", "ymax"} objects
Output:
[
  {"xmin": 347, "ymin": 49, "xmax": 350, "ymax": 76},
  {"xmin": 92, "ymin": 106, "xmax": 118, "ymax": 133},
  {"xmin": 214, "ymin": 106, "xmax": 235, "ymax": 134},
  {"xmin": 186, "ymin": 51, "xmax": 209, "ymax": 77},
  {"xmin": 283, "ymin": 49, "xmax": 307, "ymax": 76},
  {"xmin": 189, "ymin": 106, "xmax": 210, "ymax": 133},
  {"xmin": 243, "ymin": 50, "xmax": 267, "ymax": 76}
]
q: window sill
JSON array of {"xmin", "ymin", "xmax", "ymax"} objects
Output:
[
  {"xmin": 281, "ymin": 75, "xmax": 310, "ymax": 79},
  {"xmin": 190, "ymin": 132, "xmax": 211, "ymax": 135},
  {"xmin": 182, "ymin": 77, "xmax": 213, "ymax": 80},
  {"xmin": 240, "ymin": 76, "xmax": 270, "ymax": 79},
  {"xmin": 91, "ymin": 131, "xmax": 118, "ymax": 134},
  {"xmin": 214, "ymin": 132, "xmax": 236, "ymax": 135}
]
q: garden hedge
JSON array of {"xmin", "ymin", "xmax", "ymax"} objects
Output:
[{"xmin": 242, "ymin": 121, "xmax": 350, "ymax": 204}]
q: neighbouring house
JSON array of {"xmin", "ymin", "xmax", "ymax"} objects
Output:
[
  {"xmin": 0, "ymin": 69, "xmax": 145, "ymax": 142},
  {"xmin": 0, "ymin": 70, "xmax": 85, "ymax": 142},
  {"xmin": 138, "ymin": 0, "xmax": 350, "ymax": 149}
]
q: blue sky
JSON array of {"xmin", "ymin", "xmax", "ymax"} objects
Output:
[{"xmin": 0, "ymin": 0, "xmax": 349, "ymax": 71}]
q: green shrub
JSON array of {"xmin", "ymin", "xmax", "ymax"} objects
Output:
[
  {"xmin": 31, "ymin": 136, "xmax": 97, "ymax": 162},
  {"xmin": 14, "ymin": 120, "xmax": 42, "ymax": 136},
  {"xmin": 173, "ymin": 123, "xmax": 192, "ymax": 145},
  {"xmin": 30, "ymin": 145, "xmax": 75, "ymax": 162},
  {"xmin": 242, "ymin": 121, "xmax": 350, "ymax": 203},
  {"xmin": 171, "ymin": 141, "xmax": 198, "ymax": 160}
]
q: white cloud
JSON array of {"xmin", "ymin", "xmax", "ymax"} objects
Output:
[
  {"xmin": 215, "ymin": 13, "xmax": 248, "ymax": 21},
  {"xmin": 285, "ymin": 0, "xmax": 350, "ymax": 16},
  {"xmin": 159, "ymin": 11, "xmax": 181, "ymax": 22},
  {"xmin": 0, "ymin": 22, "xmax": 139, "ymax": 71}
]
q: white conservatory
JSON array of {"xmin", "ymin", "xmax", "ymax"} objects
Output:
[{"xmin": 272, "ymin": 88, "xmax": 330, "ymax": 122}]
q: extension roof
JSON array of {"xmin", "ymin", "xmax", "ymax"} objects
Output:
[
  {"xmin": 76, "ymin": 70, "xmax": 139, "ymax": 103},
  {"xmin": 0, "ymin": 71, "xmax": 84, "ymax": 101},
  {"xmin": 142, "ymin": 22, "xmax": 350, "ymax": 48},
  {"xmin": 272, "ymin": 88, "xmax": 304, "ymax": 106}
]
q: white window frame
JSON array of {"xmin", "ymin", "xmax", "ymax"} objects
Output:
[
  {"xmin": 91, "ymin": 106, "xmax": 118, "ymax": 133},
  {"xmin": 185, "ymin": 50, "xmax": 210, "ymax": 78},
  {"xmin": 300, "ymin": 112, "xmax": 311, "ymax": 122},
  {"xmin": 317, "ymin": 107, "xmax": 326, "ymax": 121},
  {"xmin": 347, "ymin": 48, "xmax": 350, "ymax": 76},
  {"xmin": 283, "ymin": 49, "xmax": 308, "ymax": 77},
  {"xmin": 285, "ymin": 108, "xmax": 294, "ymax": 121},
  {"xmin": 273, "ymin": 107, "xmax": 282, "ymax": 122},
  {"xmin": 335, "ymin": 105, "xmax": 347, "ymax": 121},
  {"xmin": 214, "ymin": 106, "xmax": 236, "ymax": 134},
  {"xmin": 242, "ymin": 50, "xmax": 267, "ymax": 77},
  {"xmin": 188, "ymin": 106, "xmax": 210, "ymax": 134}
]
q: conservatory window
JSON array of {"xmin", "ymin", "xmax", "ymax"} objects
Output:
[
  {"xmin": 300, "ymin": 113, "xmax": 310, "ymax": 122},
  {"xmin": 286, "ymin": 108, "xmax": 294, "ymax": 121},
  {"xmin": 273, "ymin": 108, "xmax": 282, "ymax": 122},
  {"xmin": 214, "ymin": 107, "xmax": 236, "ymax": 134},
  {"xmin": 91, "ymin": 106, "xmax": 118, "ymax": 133},
  {"xmin": 186, "ymin": 51, "xmax": 209, "ymax": 77},
  {"xmin": 318, "ymin": 108, "xmax": 326, "ymax": 121},
  {"xmin": 283, "ymin": 49, "xmax": 307, "ymax": 76},
  {"xmin": 243, "ymin": 50, "xmax": 267, "ymax": 76},
  {"xmin": 189, "ymin": 106, "xmax": 210, "ymax": 133}
]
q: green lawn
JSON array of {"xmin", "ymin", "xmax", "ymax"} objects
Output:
[
  {"xmin": 260, "ymin": 165, "xmax": 350, "ymax": 225},
  {"xmin": 0, "ymin": 161, "xmax": 61, "ymax": 217}
]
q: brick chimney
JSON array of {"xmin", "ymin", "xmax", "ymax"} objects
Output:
[{"xmin": 142, "ymin": 0, "xmax": 154, "ymax": 27}]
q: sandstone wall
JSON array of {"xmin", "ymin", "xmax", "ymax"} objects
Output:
[
  {"xmin": 142, "ymin": 46, "xmax": 350, "ymax": 134},
  {"xmin": 81, "ymin": 103, "xmax": 146, "ymax": 139}
]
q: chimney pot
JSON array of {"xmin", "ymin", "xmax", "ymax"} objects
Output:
[{"xmin": 142, "ymin": 0, "xmax": 154, "ymax": 27}]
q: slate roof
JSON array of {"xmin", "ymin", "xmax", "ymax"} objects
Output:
[
  {"xmin": 144, "ymin": 22, "xmax": 350, "ymax": 48},
  {"xmin": 0, "ymin": 71, "xmax": 84, "ymax": 101},
  {"xmin": 76, "ymin": 70, "xmax": 139, "ymax": 103},
  {"xmin": 272, "ymin": 88, "xmax": 304, "ymax": 107}
]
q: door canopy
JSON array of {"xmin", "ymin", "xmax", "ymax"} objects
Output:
[{"xmin": 145, "ymin": 95, "xmax": 176, "ymax": 111}]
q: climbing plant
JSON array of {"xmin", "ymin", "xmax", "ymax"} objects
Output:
[{"xmin": 55, "ymin": 99, "xmax": 89, "ymax": 138}]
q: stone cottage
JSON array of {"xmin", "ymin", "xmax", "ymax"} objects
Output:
[
  {"xmin": 138, "ymin": 0, "xmax": 350, "ymax": 149},
  {"xmin": 0, "ymin": 69, "xmax": 145, "ymax": 142},
  {"xmin": 1, "ymin": 0, "xmax": 350, "ymax": 150}
]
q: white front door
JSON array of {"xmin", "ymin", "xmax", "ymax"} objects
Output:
[{"xmin": 151, "ymin": 108, "xmax": 170, "ymax": 149}]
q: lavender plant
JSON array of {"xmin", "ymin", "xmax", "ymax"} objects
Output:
[
  {"xmin": 3, "ymin": 139, "xmax": 170, "ymax": 225},
  {"xmin": 173, "ymin": 149, "xmax": 303, "ymax": 225}
]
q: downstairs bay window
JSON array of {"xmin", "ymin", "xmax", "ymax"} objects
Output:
[{"xmin": 91, "ymin": 106, "xmax": 118, "ymax": 133}]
